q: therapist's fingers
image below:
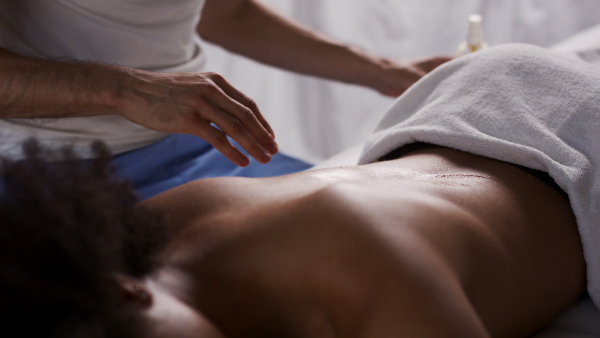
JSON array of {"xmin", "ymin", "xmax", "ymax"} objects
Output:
[
  {"xmin": 375, "ymin": 62, "xmax": 422, "ymax": 97},
  {"xmin": 196, "ymin": 102, "xmax": 275, "ymax": 165},
  {"xmin": 199, "ymin": 75, "xmax": 278, "ymax": 159},
  {"xmin": 193, "ymin": 122, "xmax": 251, "ymax": 167},
  {"xmin": 413, "ymin": 56, "xmax": 453, "ymax": 73},
  {"xmin": 171, "ymin": 73, "xmax": 277, "ymax": 165},
  {"xmin": 376, "ymin": 55, "xmax": 452, "ymax": 97},
  {"xmin": 206, "ymin": 73, "xmax": 278, "ymax": 143}
]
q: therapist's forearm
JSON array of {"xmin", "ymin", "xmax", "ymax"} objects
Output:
[
  {"xmin": 0, "ymin": 47, "xmax": 124, "ymax": 118},
  {"xmin": 198, "ymin": 0, "xmax": 390, "ymax": 89}
]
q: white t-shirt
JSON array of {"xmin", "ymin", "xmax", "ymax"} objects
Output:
[{"xmin": 0, "ymin": 0, "xmax": 207, "ymax": 158}]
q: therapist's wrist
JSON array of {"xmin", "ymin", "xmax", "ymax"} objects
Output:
[
  {"xmin": 339, "ymin": 46, "xmax": 408, "ymax": 95},
  {"xmin": 339, "ymin": 45, "xmax": 388, "ymax": 88}
]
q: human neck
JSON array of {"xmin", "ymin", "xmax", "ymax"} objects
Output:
[{"xmin": 142, "ymin": 269, "xmax": 226, "ymax": 338}]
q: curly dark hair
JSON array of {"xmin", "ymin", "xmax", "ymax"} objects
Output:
[{"xmin": 0, "ymin": 140, "xmax": 171, "ymax": 338}]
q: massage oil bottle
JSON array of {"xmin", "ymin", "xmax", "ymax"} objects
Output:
[{"xmin": 455, "ymin": 14, "xmax": 488, "ymax": 57}]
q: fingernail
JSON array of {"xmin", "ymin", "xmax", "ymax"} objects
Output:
[
  {"xmin": 239, "ymin": 157, "xmax": 250, "ymax": 167},
  {"xmin": 268, "ymin": 142, "xmax": 279, "ymax": 155},
  {"xmin": 262, "ymin": 151, "xmax": 272, "ymax": 163}
]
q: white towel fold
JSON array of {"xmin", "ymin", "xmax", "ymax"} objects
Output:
[{"xmin": 359, "ymin": 44, "xmax": 600, "ymax": 309}]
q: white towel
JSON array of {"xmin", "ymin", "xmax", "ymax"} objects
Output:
[{"xmin": 359, "ymin": 44, "xmax": 600, "ymax": 309}]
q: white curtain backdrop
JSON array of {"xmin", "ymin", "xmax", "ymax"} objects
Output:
[{"xmin": 202, "ymin": 0, "xmax": 600, "ymax": 163}]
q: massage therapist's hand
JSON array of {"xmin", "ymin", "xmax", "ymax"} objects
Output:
[
  {"xmin": 0, "ymin": 48, "xmax": 276, "ymax": 167},
  {"xmin": 118, "ymin": 70, "xmax": 278, "ymax": 167},
  {"xmin": 373, "ymin": 55, "xmax": 452, "ymax": 97}
]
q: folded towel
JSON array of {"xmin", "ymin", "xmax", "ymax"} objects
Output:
[{"xmin": 359, "ymin": 44, "xmax": 600, "ymax": 308}]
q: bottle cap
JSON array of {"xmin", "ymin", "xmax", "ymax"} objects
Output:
[{"xmin": 467, "ymin": 14, "xmax": 484, "ymax": 46}]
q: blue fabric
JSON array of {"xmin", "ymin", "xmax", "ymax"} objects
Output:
[{"xmin": 111, "ymin": 134, "xmax": 312, "ymax": 200}]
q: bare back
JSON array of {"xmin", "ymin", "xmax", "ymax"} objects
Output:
[{"xmin": 141, "ymin": 147, "xmax": 584, "ymax": 338}]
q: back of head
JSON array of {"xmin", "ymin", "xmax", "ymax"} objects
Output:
[{"xmin": 0, "ymin": 140, "xmax": 169, "ymax": 337}]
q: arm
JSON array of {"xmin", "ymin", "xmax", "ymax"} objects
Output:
[
  {"xmin": 0, "ymin": 48, "xmax": 277, "ymax": 166},
  {"xmin": 197, "ymin": 0, "xmax": 450, "ymax": 96}
]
